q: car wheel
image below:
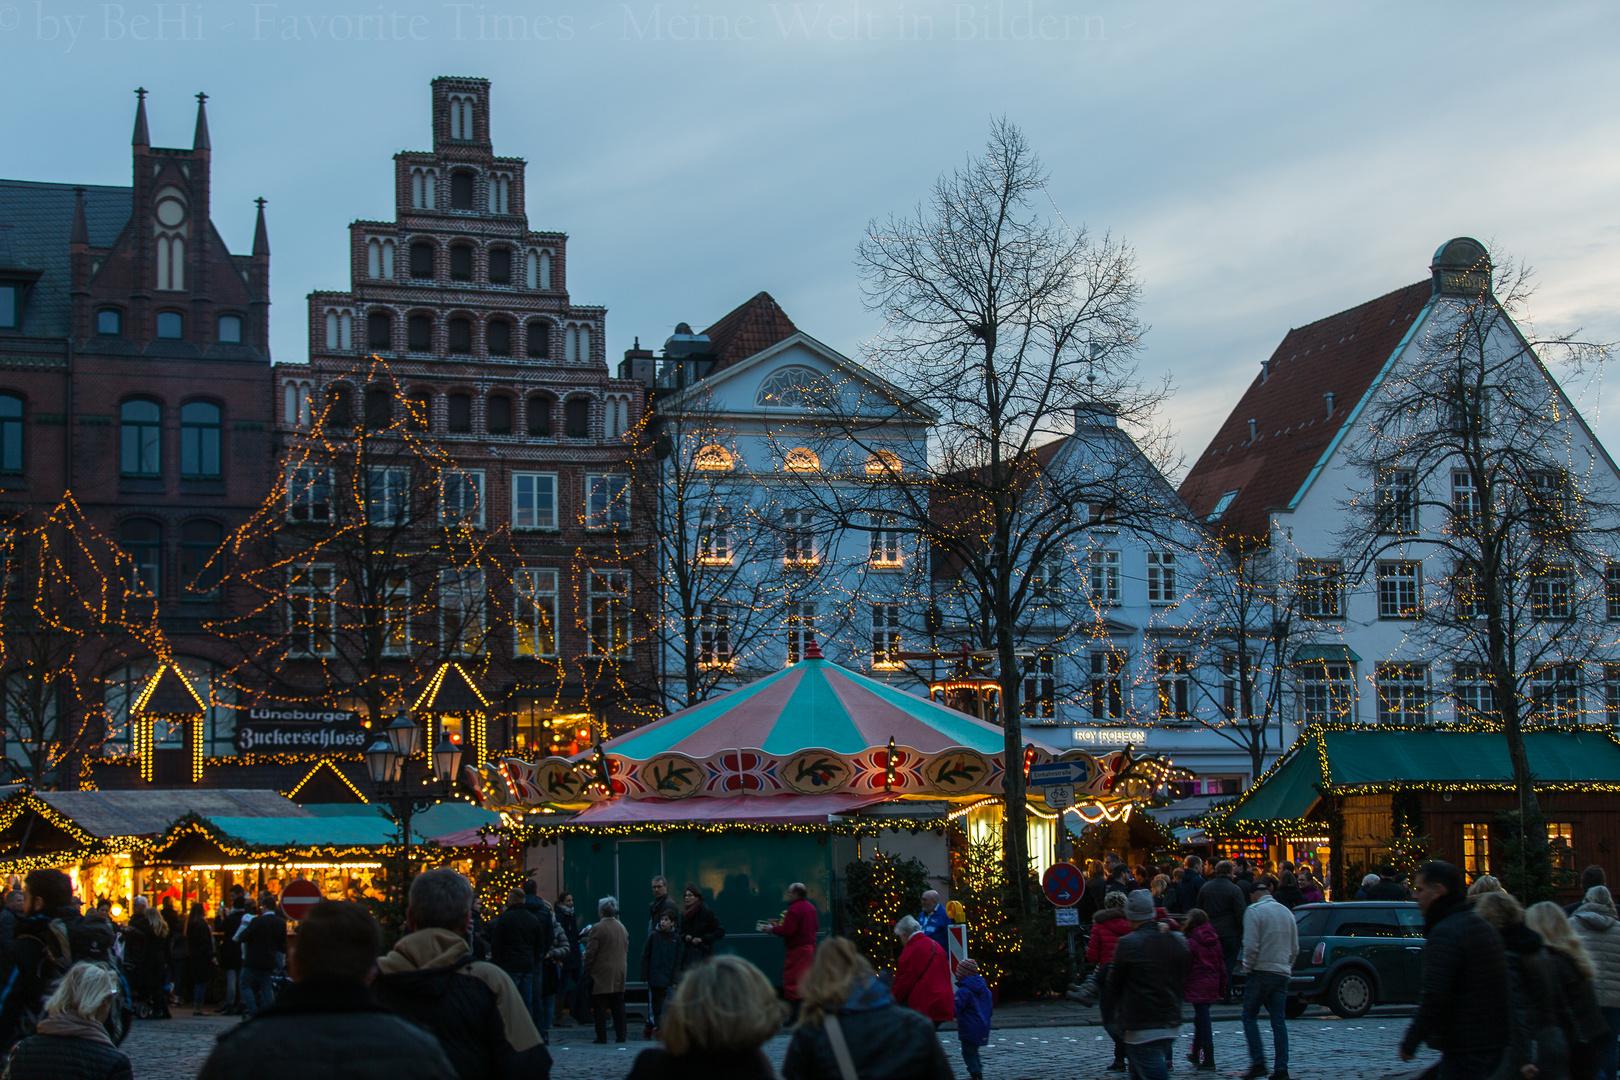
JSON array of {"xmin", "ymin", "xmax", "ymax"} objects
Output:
[
  {"xmin": 1326, "ymin": 969, "xmax": 1373, "ymax": 1018},
  {"xmin": 1285, "ymin": 996, "xmax": 1308, "ymax": 1019}
]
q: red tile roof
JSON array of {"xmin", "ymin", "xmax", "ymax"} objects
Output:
[
  {"xmin": 702, "ymin": 291, "xmax": 798, "ymax": 369},
  {"xmin": 1178, "ymin": 280, "xmax": 1434, "ymax": 543}
]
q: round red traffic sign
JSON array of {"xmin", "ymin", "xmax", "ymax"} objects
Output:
[
  {"xmin": 1042, "ymin": 862, "xmax": 1085, "ymax": 908},
  {"xmin": 279, "ymin": 878, "xmax": 323, "ymax": 921}
]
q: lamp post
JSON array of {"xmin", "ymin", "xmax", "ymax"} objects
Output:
[{"xmin": 365, "ymin": 713, "xmax": 461, "ymax": 877}]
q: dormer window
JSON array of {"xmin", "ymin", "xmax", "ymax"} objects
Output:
[
  {"xmin": 96, "ymin": 308, "xmax": 122, "ymax": 336},
  {"xmin": 156, "ymin": 312, "xmax": 184, "ymax": 340},
  {"xmin": 217, "ymin": 314, "xmax": 243, "ymax": 344},
  {"xmin": 450, "ymin": 171, "xmax": 475, "ymax": 211}
]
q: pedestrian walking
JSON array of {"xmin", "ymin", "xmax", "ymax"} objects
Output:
[
  {"xmin": 520, "ymin": 880, "xmax": 564, "ymax": 1044},
  {"xmin": 1086, "ymin": 891, "xmax": 1131, "ymax": 1071},
  {"xmin": 1354, "ymin": 873, "xmax": 1380, "ymax": 901},
  {"xmin": 1364, "ymin": 867, "xmax": 1410, "ymax": 901},
  {"xmin": 767, "ymin": 883, "xmax": 820, "ymax": 1021},
  {"xmin": 1182, "ymin": 909, "xmax": 1225, "ymax": 1072},
  {"xmin": 0, "ymin": 962, "xmax": 131, "ymax": 1080},
  {"xmin": 641, "ymin": 911, "xmax": 682, "ymax": 1036},
  {"xmin": 626, "ymin": 956, "xmax": 784, "ymax": 1080},
  {"xmin": 781, "ymin": 937, "xmax": 952, "ymax": 1080},
  {"xmin": 1526, "ymin": 900, "xmax": 1609, "ymax": 1080},
  {"xmin": 124, "ymin": 901, "xmax": 171, "ymax": 1021},
  {"xmin": 1177, "ymin": 858, "xmax": 1206, "ymax": 916},
  {"xmin": 1468, "ymin": 875, "xmax": 1506, "ymax": 899},
  {"xmin": 649, "ymin": 877, "xmax": 680, "ymax": 934},
  {"xmin": 217, "ymin": 897, "xmax": 247, "ymax": 1014},
  {"xmin": 678, "ymin": 886, "xmax": 725, "ymax": 973},
  {"xmin": 1569, "ymin": 868, "xmax": 1610, "ymax": 917},
  {"xmin": 582, "ymin": 895, "xmax": 629, "ymax": 1044},
  {"xmin": 1476, "ymin": 890, "xmax": 1577, "ymax": 1080},
  {"xmin": 1195, "ymin": 860, "xmax": 1246, "ymax": 992},
  {"xmin": 185, "ymin": 902, "xmax": 216, "ymax": 1015},
  {"xmin": 1239, "ymin": 880, "xmax": 1297, "ymax": 1080},
  {"xmin": 1106, "ymin": 890, "xmax": 1189, "ymax": 1080},
  {"xmin": 1571, "ymin": 886, "xmax": 1620, "ymax": 1080},
  {"xmin": 891, "ymin": 916, "xmax": 954, "ymax": 1026},
  {"xmin": 953, "ymin": 959, "xmax": 992, "ymax": 1080},
  {"xmin": 1399, "ymin": 860, "xmax": 1511, "ymax": 1080},
  {"xmin": 239, "ymin": 891, "xmax": 287, "ymax": 1018},
  {"xmin": 552, "ymin": 892, "xmax": 584, "ymax": 1027},
  {"xmin": 489, "ymin": 889, "xmax": 541, "ymax": 1025},
  {"xmin": 917, "ymin": 891, "xmax": 950, "ymax": 953}
]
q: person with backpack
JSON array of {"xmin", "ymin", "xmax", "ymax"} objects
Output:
[
  {"xmin": 0, "ymin": 961, "xmax": 133, "ymax": 1080},
  {"xmin": 520, "ymin": 880, "xmax": 564, "ymax": 1044},
  {"xmin": 240, "ymin": 891, "xmax": 288, "ymax": 1018},
  {"xmin": 0, "ymin": 870, "xmax": 117, "ymax": 1050},
  {"xmin": 123, "ymin": 900, "xmax": 171, "ymax": 1021},
  {"xmin": 217, "ymin": 896, "xmax": 248, "ymax": 1014},
  {"xmin": 489, "ymin": 890, "xmax": 541, "ymax": 1027}
]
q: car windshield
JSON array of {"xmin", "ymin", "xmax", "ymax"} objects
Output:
[{"xmin": 1294, "ymin": 907, "xmax": 1330, "ymax": 937}]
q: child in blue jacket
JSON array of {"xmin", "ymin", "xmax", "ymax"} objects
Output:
[{"xmin": 954, "ymin": 958, "xmax": 993, "ymax": 1079}]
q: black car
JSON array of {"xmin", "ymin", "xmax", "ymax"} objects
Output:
[{"xmin": 1286, "ymin": 901, "xmax": 1424, "ymax": 1018}]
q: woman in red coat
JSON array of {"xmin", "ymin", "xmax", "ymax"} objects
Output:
[
  {"xmin": 891, "ymin": 915, "xmax": 955, "ymax": 1025},
  {"xmin": 766, "ymin": 883, "xmax": 820, "ymax": 1016}
]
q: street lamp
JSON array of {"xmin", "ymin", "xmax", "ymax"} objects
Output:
[{"xmin": 366, "ymin": 713, "xmax": 458, "ymax": 881}]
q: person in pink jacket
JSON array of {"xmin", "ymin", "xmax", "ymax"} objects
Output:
[
  {"xmin": 1182, "ymin": 909, "xmax": 1227, "ymax": 1071},
  {"xmin": 891, "ymin": 915, "xmax": 955, "ymax": 1025}
]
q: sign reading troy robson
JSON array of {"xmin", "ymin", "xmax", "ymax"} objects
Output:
[{"xmin": 233, "ymin": 708, "xmax": 368, "ymax": 754}]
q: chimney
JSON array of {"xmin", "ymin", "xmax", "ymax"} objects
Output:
[
  {"xmin": 1324, "ymin": 392, "xmax": 1335, "ymax": 418},
  {"xmin": 619, "ymin": 337, "xmax": 657, "ymax": 388},
  {"xmin": 1247, "ymin": 418, "xmax": 1258, "ymax": 442},
  {"xmin": 1260, "ymin": 359, "xmax": 1270, "ymax": 384}
]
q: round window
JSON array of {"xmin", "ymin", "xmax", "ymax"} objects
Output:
[{"xmin": 155, "ymin": 197, "xmax": 186, "ymax": 228}]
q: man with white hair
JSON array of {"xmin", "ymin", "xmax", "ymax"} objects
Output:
[
  {"xmin": 892, "ymin": 915, "xmax": 955, "ymax": 1025},
  {"xmin": 918, "ymin": 889, "xmax": 951, "ymax": 952},
  {"xmin": 766, "ymin": 882, "xmax": 819, "ymax": 1020}
]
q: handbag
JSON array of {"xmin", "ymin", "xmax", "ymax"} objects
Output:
[
  {"xmin": 824, "ymin": 1014, "xmax": 860, "ymax": 1080},
  {"xmin": 1070, "ymin": 966, "xmax": 1101, "ymax": 1007}
]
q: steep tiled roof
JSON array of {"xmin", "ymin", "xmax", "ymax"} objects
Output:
[
  {"xmin": 1178, "ymin": 280, "xmax": 1434, "ymax": 543},
  {"xmin": 0, "ymin": 180, "xmax": 131, "ymax": 339},
  {"xmin": 702, "ymin": 291, "xmax": 798, "ymax": 370}
]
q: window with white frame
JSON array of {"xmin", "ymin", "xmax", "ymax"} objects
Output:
[
  {"xmin": 1088, "ymin": 549, "xmax": 1120, "ymax": 605},
  {"xmin": 1298, "ymin": 559, "xmax": 1345, "ymax": 619},
  {"xmin": 513, "ymin": 568, "xmax": 558, "ymax": 658},
  {"xmin": 411, "ymin": 168, "xmax": 437, "ymax": 209},
  {"xmin": 1377, "ymin": 663, "xmax": 1429, "ymax": 725},
  {"xmin": 367, "ymin": 467, "xmax": 409, "ymax": 527},
  {"xmin": 1530, "ymin": 664, "xmax": 1582, "ymax": 723},
  {"xmin": 1157, "ymin": 651, "xmax": 1192, "ymax": 719},
  {"xmin": 439, "ymin": 569, "xmax": 485, "ymax": 655},
  {"xmin": 1299, "ymin": 662, "xmax": 1354, "ymax": 723},
  {"xmin": 588, "ymin": 570, "xmax": 630, "ymax": 657},
  {"xmin": 1376, "ymin": 469, "xmax": 1418, "ymax": 533},
  {"xmin": 1530, "ymin": 563, "xmax": 1574, "ymax": 621},
  {"xmin": 1378, "ymin": 561, "xmax": 1421, "ymax": 619},
  {"xmin": 1452, "ymin": 470, "xmax": 1481, "ymax": 534},
  {"xmin": 286, "ymin": 467, "xmax": 332, "ymax": 523},
  {"xmin": 871, "ymin": 604, "xmax": 902, "ymax": 668},
  {"xmin": 699, "ymin": 602, "xmax": 732, "ymax": 669},
  {"xmin": 868, "ymin": 514, "xmax": 901, "ymax": 567},
  {"xmin": 698, "ymin": 507, "xmax": 731, "ymax": 565},
  {"xmin": 1453, "ymin": 664, "xmax": 1497, "ymax": 721},
  {"xmin": 1528, "ymin": 469, "xmax": 1572, "ymax": 536},
  {"xmin": 324, "ymin": 307, "xmax": 353, "ymax": 351},
  {"xmin": 1147, "ymin": 551, "xmax": 1177, "ymax": 605},
  {"xmin": 785, "ymin": 603, "xmax": 817, "ymax": 664},
  {"xmin": 1031, "ymin": 560, "xmax": 1063, "ymax": 604},
  {"xmin": 366, "ymin": 237, "xmax": 396, "ymax": 279},
  {"xmin": 447, "ymin": 94, "xmax": 476, "ymax": 140},
  {"xmin": 1462, "ymin": 822, "xmax": 1491, "ymax": 880},
  {"xmin": 382, "ymin": 572, "xmax": 410, "ymax": 656},
  {"xmin": 1447, "ymin": 379, "xmax": 1489, "ymax": 436},
  {"xmin": 585, "ymin": 474, "xmax": 630, "ymax": 530},
  {"xmin": 488, "ymin": 172, "xmax": 511, "ymax": 213},
  {"xmin": 783, "ymin": 510, "xmax": 816, "ymax": 564},
  {"xmin": 1222, "ymin": 654, "xmax": 1254, "ymax": 719},
  {"xmin": 1608, "ymin": 563, "xmax": 1620, "ymax": 621},
  {"xmin": 288, "ymin": 564, "xmax": 336, "ymax": 656},
  {"xmin": 1089, "ymin": 652, "xmax": 1125, "ymax": 719},
  {"xmin": 1452, "ymin": 562, "xmax": 1484, "ymax": 620},
  {"xmin": 512, "ymin": 472, "xmax": 558, "ymax": 530},
  {"xmin": 440, "ymin": 469, "xmax": 485, "ymax": 528},
  {"xmin": 1022, "ymin": 653, "xmax": 1055, "ymax": 719},
  {"xmin": 284, "ymin": 380, "xmax": 313, "ymax": 428},
  {"xmin": 1607, "ymin": 664, "xmax": 1620, "ymax": 726}
]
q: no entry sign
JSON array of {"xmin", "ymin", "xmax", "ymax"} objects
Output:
[
  {"xmin": 280, "ymin": 878, "xmax": 323, "ymax": 921},
  {"xmin": 1042, "ymin": 861, "xmax": 1085, "ymax": 907}
]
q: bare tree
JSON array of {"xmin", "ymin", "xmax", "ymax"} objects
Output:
[{"xmin": 1339, "ymin": 245, "xmax": 1616, "ymax": 883}]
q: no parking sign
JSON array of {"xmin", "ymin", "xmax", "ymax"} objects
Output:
[{"xmin": 1042, "ymin": 861, "xmax": 1084, "ymax": 907}]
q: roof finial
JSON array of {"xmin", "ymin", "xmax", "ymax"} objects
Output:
[
  {"xmin": 192, "ymin": 91, "xmax": 211, "ymax": 151},
  {"xmin": 132, "ymin": 87, "xmax": 150, "ymax": 147},
  {"xmin": 70, "ymin": 187, "xmax": 89, "ymax": 246},
  {"xmin": 252, "ymin": 197, "xmax": 269, "ymax": 256}
]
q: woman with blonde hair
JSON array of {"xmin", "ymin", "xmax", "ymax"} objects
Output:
[
  {"xmin": 626, "ymin": 955, "xmax": 783, "ymax": 1080},
  {"xmin": 783, "ymin": 937, "xmax": 951, "ymax": 1080},
  {"xmin": 1467, "ymin": 874, "xmax": 1505, "ymax": 899},
  {"xmin": 1476, "ymin": 891, "xmax": 1575, "ymax": 1080},
  {"xmin": 1525, "ymin": 901, "xmax": 1608, "ymax": 1080},
  {"xmin": 1, "ymin": 962, "xmax": 132, "ymax": 1080}
]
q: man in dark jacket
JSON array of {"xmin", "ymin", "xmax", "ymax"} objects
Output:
[
  {"xmin": 1365, "ymin": 867, "xmax": 1411, "ymax": 901},
  {"xmin": 199, "ymin": 900, "xmax": 457, "ymax": 1080},
  {"xmin": 1107, "ymin": 890, "xmax": 1189, "ymax": 1080},
  {"xmin": 1566, "ymin": 865, "xmax": 1607, "ymax": 916},
  {"xmin": 218, "ymin": 897, "xmax": 248, "ymax": 1014},
  {"xmin": 1196, "ymin": 860, "xmax": 1247, "ymax": 989},
  {"xmin": 1178, "ymin": 856, "xmax": 1206, "ymax": 916},
  {"xmin": 241, "ymin": 891, "xmax": 288, "ymax": 1018},
  {"xmin": 520, "ymin": 881, "xmax": 561, "ymax": 1042},
  {"xmin": 489, "ymin": 890, "xmax": 541, "ymax": 1020},
  {"xmin": 0, "ymin": 869, "xmax": 118, "ymax": 1052},
  {"xmin": 1399, "ymin": 860, "xmax": 1510, "ymax": 1080},
  {"xmin": 647, "ymin": 877, "xmax": 679, "ymax": 933}
]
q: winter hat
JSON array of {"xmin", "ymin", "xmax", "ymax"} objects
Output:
[
  {"xmin": 1124, "ymin": 889, "xmax": 1156, "ymax": 922},
  {"xmin": 1586, "ymin": 885, "xmax": 1617, "ymax": 915},
  {"xmin": 958, "ymin": 959, "xmax": 980, "ymax": 977},
  {"xmin": 1102, "ymin": 890, "xmax": 1127, "ymax": 911}
]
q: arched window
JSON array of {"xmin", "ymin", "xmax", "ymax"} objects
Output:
[
  {"xmin": 564, "ymin": 398, "xmax": 590, "ymax": 439},
  {"xmin": 409, "ymin": 242, "xmax": 434, "ymax": 279},
  {"xmin": 96, "ymin": 308, "xmax": 122, "ymax": 336},
  {"xmin": 449, "ymin": 243, "xmax": 473, "ymax": 281},
  {"xmin": 526, "ymin": 321, "xmax": 550, "ymax": 359},
  {"xmin": 367, "ymin": 237, "xmax": 396, "ymax": 278},
  {"xmin": 407, "ymin": 392, "xmax": 432, "ymax": 432},
  {"xmin": 487, "ymin": 395, "xmax": 512, "ymax": 435},
  {"xmin": 155, "ymin": 235, "xmax": 185, "ymax": 291},
  {"xmin": 447, "ymin": 393, "xmax": 472, "ymax": 433},
  {"xmin": 156, "ymin": 312, "xmax": 184, "ymax": 340},
  {"xmin": 488, "ymin": 247, "xmax": 511, "ymax": 284},
  {"xmin": 540, "ymin": 250, "xmax": 552, "ymax": 289},
  {"xmin": 695, "ymin": 445, "xmax": 733, "ymax": 471},
  {"xmin": 411, "ymin": 169, "xmax": 437, "ymax": 209},
  {"xmin": 527, "ymin": 396, "xmax": 552, "ymax": 437},
  {"xmin": 866, "ymin": 450, "xmax": 902, "ymax": 476},
  {"xmin": 407, "ymin": 314, "xmax": 433, "ymax": 352},
  {"xmin": 0, "ymin": 394, "xmax": 22, "ymax": 474},
  {"xmin": 217, "ymin": 314, "xmax": 243, "ymax": 344},
  {"xmin": 605, "ymin": 395, "xmax": 630, "ymax": 439},
  {"xmin": 783, "ymin": 448, "xmax": 820, "ymax": 472},
  {"xmin": 368, "ymin": 311, "xmax": 393, "ymax": 350},
  {"xmin": 119, "ymin": 518, "xmax": 163, "ymax": 594},
  {"xmin": 365, "ymin": 385, "xmax": 393, "ymax": 430},
  {"xmin": 180, "ymin": 401, "xmax": 221, "ymax": 477},
  {"xmin": 447, "ymin": 317, "xmax": 472, "ymax": 354},
  {"xmin": 284, "ymin": 381, "xmax": 312, "ymax": 428},
  {"xmin": 448, "ymin": 95, "xmax": 476, "ymax": 140},
  {"xmin": 120, "ymin": 400, "xmax": 161, "ymax": 476},
  {"xmin": 487, "ymin": 319, "xmax": 512, "ymax": 357},
  {"xmin": 324, "ymin": 308, "xmax": 352, "ymax": 350},
  {"xmin": 450, "ymin": 170, "xmax": 475, "ymax": 211},
  {"xmin": 565, "ymin": 324, "xmax": 591, "ymax": 362},
  {"xmin": 488, "ymin": 173, "xmax": 511, "ymax": 213},
  {"xmin": 179, "ymin": 519, "xmax": 224, "ymax": 596},
  {"xmin": 324, "ymin": 385, "xmax": 352, "ymax": 429},
  {"xmin": 758, "ymin": 366, "xmax": 824, "ymax": 407}
]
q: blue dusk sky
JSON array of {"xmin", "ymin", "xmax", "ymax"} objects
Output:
[{"xmin": 2, "ymin": 1, "xmax": 1616, "ymax": 472}]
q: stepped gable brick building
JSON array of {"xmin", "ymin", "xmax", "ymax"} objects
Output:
[{"xmin": 0, "ymin": 90, "xmax": 274, "ymax": 780}]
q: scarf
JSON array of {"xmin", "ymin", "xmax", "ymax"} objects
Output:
[
  {"xmin": 684, "ymin": 895, "xmax": 701, "ymax": 915},
  {"xmin": 36, "ymin": 1014, "xmax": 114, "ymax": 1047}
]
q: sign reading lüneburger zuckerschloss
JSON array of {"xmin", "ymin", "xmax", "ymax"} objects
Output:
[{"xmin": 233, "ymin": 709, "xmax": 369, "ymax": 754}]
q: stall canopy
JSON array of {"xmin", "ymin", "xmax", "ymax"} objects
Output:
[
  {"xmin": 569, "ymin": 791, "xmax": 893, "ymax": 826},
  {"xmin": 176, "ymin": 802, "xmax": 503, "ymax": 852}
]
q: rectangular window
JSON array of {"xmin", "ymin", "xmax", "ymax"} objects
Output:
[
  {"xmin": 699, "ymin": 602, "xmax": 732, "ymax": 669},
  {"xmin": 1377, "ymin": 561, "xmax": 1421, "ymax": 619},
  {"xmin": 0, "ymin": 285, "xmax": 16, "ymax": 329},
  {"xmin": 868, "ymin": 514, "xmax": 901, "ymax": 567},
  {"xmin": 784, "ymin": 510, "xmax": 816, "ymax": 565},
  {"xmin": 1606, "ymin": 664, "xmax": 1620, "ymax": 726},
  {"xmin": 1454, "ymin": 663, "xmax": 1498, "ymax": 721},
  {"xmin": 1299, "ymin": 662, "xmax": 1354, "ymax": 723},
  {"xmin": 1530, "ymin": 664, "xmax": 1582, "ymax": 723},
  {"xmin": 1461, "ymin": 823, "xmax": 1491, "ymax": 881},
  {"xmin": 1376, "ymin": 663, "xmax": 1428, "ymax": 725},
  {"xmin": 1157, "ymin": 651, "xmax": 1192, "ymax": 719},
  {"xmin": 1548, "ymin": 822, "xmax": 1576, "ymax": 875},
  {"xmin": 1146, "ymin": 551, "xmax": 1177, "ymax": 605},
  {"xmin": 367, "ymin": 466, "xmax": 410, "ymax": 527},
  {"xmin": 1529, "ymin": 470, "xmax": 1570, "ymax": 535},
  {"xmin": 588, "ymin": 570, "xmax": 630, "ymax": 657},
  {"xmin": 1222, "ymin": 654, "xmax": 1254, "ymax": 719},
  {"xmin": 440, "ymin": 469, "xmax": 485, "ymax": 528},
  {"xmin": 1530, "ymin": 563, "xmax": 1574, "ymax": 621},
  {"xmin": 288, "ymin": 564, "xmax": 336, "ymax": 657},
  {"xmin": 785, "ymin": 603, "xmax": 817, "ymax": 664},
  {"xmin": 286, "ymin": 467, "xmax": 332, "ymax": 523},
  {"xmin": 1448, "ymin": 381, "xmax": 1488, "ymax": 436},
  {"xmin": 1608, "ymin": 564, "xmax": 1620, "ymax": 621},
  {"xmin": 871, "ymin": 604, "xmax": 902, "ymax": 668},
  {"xmin": 1089, "ymin": 652, "xmax": 1125, "ymax": 719},
  {"xmin": 585, "ymin": 474, "xmax": 630, "ymax": 530},
  {"xmin": 512, "ymin": 472, "xmax": 557, "ymax": 530},
  {"xmin": 698, "ymin": 507, "xmax": 731, "ymax": 565},
  {"xmin": 382, "ymin": 573, "xmax": 410, "ymax": 656},
  {"xmin": 1298, "ymin": 560, "xmax": 1344, "ymax": 619},
  {"xmin": 1088, "ymin": 549, "xmax": 1121, "ymax": 605},
  {"xmin": 439, "ymin": 569, "xmax": 485, "ymax": 655},
  {"xmin": 513, "ymin": 568, "xmax": 558, "ymax": 658},
  {"xmin": 1452, "ymin": 562, "xmax": 1484, "ymax": 620},
  {"xmin": 1452, "ymin": 470, "xmax": 1481, "ymax": 534},
  {"xmin": 1376, "ymin": 470, "xmax": 1418, "ymax": 534},
  {"xmin": 1031, "ymin": 560, "xmax": 1063, "ymax": 605},
  {"xmin": 1022, "ymin": 653, "xmax": 1055, "ymax": 719},
  {"xmin": 1088, "ymin": 501, "xmax": 1119, "ymax": 525}
]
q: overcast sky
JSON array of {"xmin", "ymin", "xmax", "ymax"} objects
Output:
[{"xmin": 4, "ymin": 1, "xmax": 1616, "ymax": 476}]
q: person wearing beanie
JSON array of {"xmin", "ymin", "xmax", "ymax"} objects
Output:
[
  {"xmin": 1106, "ymin": 890, "xmax": 1188, "ymax": 1080},
  {"xmin": 953, "ymin": 959, "xmax": 993, "ymax": 1080},
  {"xmin": 1239, "ymin": 881, "xmax": 1297, "ymax": 1080}
]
